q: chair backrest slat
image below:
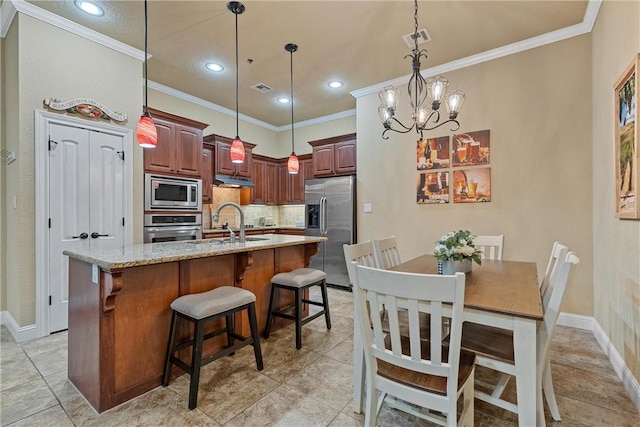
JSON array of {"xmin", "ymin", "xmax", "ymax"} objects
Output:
[
  {"xmin": 540, "ymin": 241, "xmax": 568, "ymax": 305},
  {"xmin": 373, "ymin": 236, "xmax": 401, "ymax": 269},
  {"xmin": 475, "ymin": 234, "xmax": 504, "ymax": 260},
  {"xmin": 344, "ymin": 241, "xmax": 379, "ymax": 286}
]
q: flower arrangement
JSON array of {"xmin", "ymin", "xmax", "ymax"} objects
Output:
[{"xmin": 434, "ymin": 230, "xmax": 483, "ymax": 265}]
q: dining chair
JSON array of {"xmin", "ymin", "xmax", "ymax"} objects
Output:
[
  {"xmin": 344, "ymin": 241, "xmax": 379, "ymax": 413},
  {"xmin": 373, "ymin": 235, "xmax": 401, "ymax": 269},
  {"xmin": 456, "ymin": 251, "xmax": 579, "ymax": 422},
  {"xmin": 351, "ymin": 263, "xmax": 475, "ymax": 427},
  {"xmin": 474, "ymin": 234, "xmax": 504, "ymax": 260}
]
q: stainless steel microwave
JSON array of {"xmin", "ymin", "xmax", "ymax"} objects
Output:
[{"xmin": 144, "ymin": 173, "xmax": 202, "ymax": 211}]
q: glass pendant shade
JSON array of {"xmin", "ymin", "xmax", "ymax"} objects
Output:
[
  {"xmin": 378, "ymin": 86, "xmax": 399, "ymax": 111},
  {"xmin": 427, "ymin": 76, "xmax": 449, "ymax": 109},
  {"xmin": 136, "ymin": 114, "xmax": 157, "ymax": 148},
  {"xmin": 415, "ymin": 107, "xmax": 429, "ymax": 128},
  {"xmin": 378, "ymin": 105, "xmax": 392, "ymax": 126},
  {"xmin": 446, "ymin": 90, "xmax": 466, "ymax": 119},
  {"xmin": 230, "ymin": 137, "xmax": 245, "ymax": 163},
  {"xmin": 287, "ymin": 153, "xmax": 299, "ymax": 174}
]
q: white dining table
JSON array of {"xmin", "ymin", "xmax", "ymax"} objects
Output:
[{"xmin": 352, "ymin": 254, "xmax": 545, "ymax": 427}]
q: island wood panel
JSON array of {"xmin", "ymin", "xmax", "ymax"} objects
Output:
[
  {"xmin": 68, "ymin": 258, "xmax": 101, "ymax": 411},
  {"xmin": 109, "ymin": 263, "xmax": 179, "ymax": 408},
  {"xmin": 177, "ymin": 255, "xmax": 237, "ymax": 361}
]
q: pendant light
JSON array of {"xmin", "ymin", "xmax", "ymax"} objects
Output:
[
  {"xmin": 285, "ymin": 43, "xmax": 299, "ymax": 174},
  {"xmin": 229, "ymin": 1, "xmax": 245, "ymax": 164},
  {"xmin": 136, "ymin": 0, "xmax": 157, "ymax": 148}
]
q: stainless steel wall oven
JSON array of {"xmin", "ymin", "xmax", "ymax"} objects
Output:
[{"xmin": 143, "ymin": 213, "xmax": 202, "ymax": 243}]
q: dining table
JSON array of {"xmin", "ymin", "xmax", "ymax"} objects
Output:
[{"xmin": 351, "ymin": 254, "xmax": 545, "ymax": 427}]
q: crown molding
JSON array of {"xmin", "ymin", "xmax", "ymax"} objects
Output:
[
  {"xmin": 275, "ymin": 109, "xmax": 356, "ymax": 132},
  {"xmin": 1, "ymin": 0, "xmax": 145, "ymax": 60},
  {"xmin": 148, "ymin": 80, "xmax": 279, "ymax": 132},
  {"xmin": 351, "ymin": 0, "xmax": 602, "ymax": 99}
]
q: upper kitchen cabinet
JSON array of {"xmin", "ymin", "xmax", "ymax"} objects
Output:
[
  {"xmin": 308, "ymin": 133, "xmax": 356, "ymax": 177},
  {"xmin": 249, "ymin": 155, "xmax": 279, "ymax": 205},
  {"xmin": 201, "ymin": 142, "xmax": 215, "ymax": 204},
  {"xmin": 278, "ymin": 154, "xmax": 312, "ymax": 204},
  {"xmin": 208, "ymin": 134, "xmax": 255, "ymax": 177},
  {"xmin": 143, "ymin": 108, "xmax": 208, "ymax": 178}
]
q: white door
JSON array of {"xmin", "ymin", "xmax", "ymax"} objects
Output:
[{"xmin": 48, "ymin": 123, "xmax": 125, "ymax": 333}]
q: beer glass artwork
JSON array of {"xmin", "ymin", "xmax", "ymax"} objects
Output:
[
  {"xmin": 429, "ymin": 139, "xmax": 438, "ymax": 162},
  {"xmin": 470, "ymin": 141, "xmax": 480, "ymax": 163},
  {"xmin": 468, "ymin": 180, "xmax": 478, "ymax": 198},
  {"xmin": 426, "ymin": 174, "xmax": 441, "ymax": 194},
  {"xmin": 457, "ymin": 146, "xmax": 467, "ymax": 163}
]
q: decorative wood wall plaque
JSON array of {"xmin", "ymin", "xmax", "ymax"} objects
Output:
[{"xmin": 44, "ymin": 98, "xmax": 128, "ymax": 122}]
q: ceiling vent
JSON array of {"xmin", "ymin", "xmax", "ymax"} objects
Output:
[
  {"xmin": 402, "ymin": 28, "xmax": 431, "ymax": 48},
  {"xmin": 251, "ymin": 83, "xmax": 273, "ymax": 93}
]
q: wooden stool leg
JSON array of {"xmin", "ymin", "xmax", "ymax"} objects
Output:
[
  {"xmin": 247, "ymin": 302, "xmax": 264, "ymax": 371},
  {"xmin": 226, "ymin": 314, "xmax": 235, "ymax": 356},
  {"xmin": 320, "ymin": 280, "xmax": 332, "ymax": 330},
  {"xmin": 162, "ymin": 311, "xmax": 178, "ymax": 387},
  {"xmin": 264, "ymin": 284, "xmax": 278, "ymax": 339},
  {"xmin": 295, "ymin": 288, "xmax": 303, "ymax": 350},
  {"xmin": 188, "ymin": 319, "xmax": 205, "ymax": 410}
]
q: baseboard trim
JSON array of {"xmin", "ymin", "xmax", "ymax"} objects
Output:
[
  {"xmin": 559, "ymin": 312, "xmax": 640, "ymax": 412},
  {"xmin": 0, "ymin": 311, "xmax": 39, "ymax": 343}
]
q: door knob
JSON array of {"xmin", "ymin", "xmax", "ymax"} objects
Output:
[
  {"xmin": 72, "ymin": 232, "xmax": 89, "ymax": 239},
  {"xmin": 91, "ymin": 232, "xmax": 109, "ymax": 239}
]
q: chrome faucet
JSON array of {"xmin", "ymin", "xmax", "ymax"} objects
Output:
[{"xmin": 212, "ymin": 202, "xmax": 245, "ymax": 243}]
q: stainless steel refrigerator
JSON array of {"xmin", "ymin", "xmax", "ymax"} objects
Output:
[{"xmin": 304, "ymin": 175, "xmax": 356, "ymax": 289}]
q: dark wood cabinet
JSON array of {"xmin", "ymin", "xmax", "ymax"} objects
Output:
[
  {"xmin": 277, "ymin": 154, "xmax": 312, "ymax": 204},
  {"xmin": 143, "ymin": 108, "xmax": 208, "ymax": 178},
  {"xmin": 265, "ymin": 161, "xmax": 279, "ymax": 205},
  {"xmin": 207, "ymin": 134, "xmax": 254, "ymax": 178},
  {"xmin": 251, "ymin": 159, "xmax": 266, "ymax": 204},
  {"xmin": 309, "ymin": 133, "xmax": 356, "ymax": 177},
  {"xmin": 201, "ymin": 143, "xmax": 214, "ymax": 203}
]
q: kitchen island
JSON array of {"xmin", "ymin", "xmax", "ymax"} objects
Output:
[{"xmin": 64, "ymin": 234, "xmax": 326, "ymax": 413}]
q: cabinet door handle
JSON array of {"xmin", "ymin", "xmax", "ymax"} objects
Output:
[
  {"xmin": 72, "ymin": 233, "xmax": 89, "ymax": 240},
  {"xmin": 91, "ymin": 232, "xmax": 110, "ymax": 239}
]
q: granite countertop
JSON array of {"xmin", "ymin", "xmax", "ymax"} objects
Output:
[{"xmin": 64, "ymin": 234, "xmax": 326, "ymax": 271}]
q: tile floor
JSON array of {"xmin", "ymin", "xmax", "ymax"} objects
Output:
[{"xmin": 1, "ymin": 287, "xmax": 638, "ymax": 426}]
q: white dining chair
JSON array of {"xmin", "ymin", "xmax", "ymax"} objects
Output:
[
  {"xmin": 373, "ymin": 236, "xmax": 401, "ymax": 270},
  {"xmin": 351, "ymin": 263, "xmax": 475, "ymax": 427},
  {"xmin": 474, "ymin": 234, "xmax": 504, "ymax": 260},
  {"xmin": 455, "ymin": 251, "xmax": 579, "ymax": 422},
  {"xmin": 344, "ymin": 241, "xmax": 379, "ymax": 414}
]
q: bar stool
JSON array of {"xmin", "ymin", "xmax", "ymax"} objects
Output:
[
  {"xmin": 264, "ymin": 268, "xmax": 331, "ymax": 349},
  {"xmin": 162, "ymin": 286, "xmax": 263, "ymax": 410}
]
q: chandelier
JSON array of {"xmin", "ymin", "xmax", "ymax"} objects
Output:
[{"xmin": 378, "ymin": 0, "xmax": 465, "ymax": 140}]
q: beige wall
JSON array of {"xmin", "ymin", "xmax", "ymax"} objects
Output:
[
  {"xmin": 356, "ymin": 34, "xmax": 594, "ymax": 316},
  {"xmin": 3, "ymin": 14, "xmax": 142, "ymax": 326},
  {"xmin": 592, "ymin": 0, "xmax": 640, "ymax": 383}
]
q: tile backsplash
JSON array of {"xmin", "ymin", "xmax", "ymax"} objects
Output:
[{"xmin": 204, "ymin": 187, "xmax": 305, "ymax": 229}]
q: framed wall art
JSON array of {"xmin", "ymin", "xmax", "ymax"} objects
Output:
[
  {"xmin": 614, "ymin": 54, "xmax": 639, "ymax": 219},
  {"xmin": 452, "ymin": 168, "xmax": 491, "ymax": 203},
  {"xmin": 452, "ymin": 130, "xmax": 490, "ymax": 167},
  {"xmin": 417, "ymin": 136, "xmax": 450, "ymax": 170},
  {"xmin": 417, "ymin": 171, "xmax": 449, "ymax": 204}
]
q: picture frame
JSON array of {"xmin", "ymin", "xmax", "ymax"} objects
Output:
[
  {"xmin": 453, "ymin": 167, "xmax": 491, "ymax": 203},
  {"xmin": 614, "ymin": 54, "xmax": 639, "ymax": 219}
]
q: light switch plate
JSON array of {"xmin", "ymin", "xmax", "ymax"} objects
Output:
[
  {"xmin": 92, "ymin": 264, "xmax": 98, "ymax": 284},
  {"xmin": 364, "ymin": 203, "xmax": 373, "ymax": 213}
]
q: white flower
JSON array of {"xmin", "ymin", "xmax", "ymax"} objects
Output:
[{"xmin": 458, "ymin": 246, "xmax": 475, "ymax": 256}]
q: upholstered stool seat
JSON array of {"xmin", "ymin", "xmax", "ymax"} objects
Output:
[
  {"xmin": 264, "ymin": 268, "xmax": 331, "ymax": 349},
  {"xmin": 162, "ymin": 286, "xmax": 263, "ymax": 410}
]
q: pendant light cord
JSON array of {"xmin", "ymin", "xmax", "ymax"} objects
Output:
[
  {"xmin": 235, "ymin": 10, "xmax": 239, "ymax": 138},
  {"xmin": 143, "ymin": 0, "xmax": 149, "ymax": 114},
  {"xmin": 290, "ymin": 48, "xmax": 294, "ymax": 153}
]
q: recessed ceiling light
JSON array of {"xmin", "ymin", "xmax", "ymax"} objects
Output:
[
  {"xmin": 327, "ymin": 81, "xmax": 344, "ymax": 89},
  {"xmin": 277, "ymin": 97, "xmax": 291, "ymax": 104},
  {"xmin": 205, "ymin": 63, "xmax": 224, "ymax": 72},
  {"xmin": 75, "ymin": 0, "xmax": 104, "ymax": 17}
]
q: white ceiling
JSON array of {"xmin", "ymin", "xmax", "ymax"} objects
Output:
[{"xmin": 24, "ymin": 0, "xmax": 590, "ymax": 128}]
